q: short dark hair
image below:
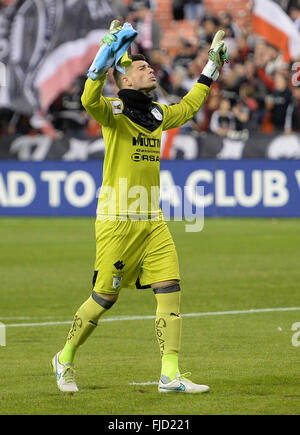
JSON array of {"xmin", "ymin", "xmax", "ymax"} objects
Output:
[{"xmin": 113, "ymin": 54, "xmax": 147, "ymax": 89}]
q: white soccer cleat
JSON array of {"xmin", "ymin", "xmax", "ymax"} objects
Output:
[
  {"xmin": 52, "ymin": 351, "xmax": 78, "ymax": 393},
  {"xmin": 158, "ymin": 372, "xmax": 210, "ymax": 394}
]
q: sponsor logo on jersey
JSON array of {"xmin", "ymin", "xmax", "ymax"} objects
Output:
[
  {"xmin": 110, "ymin": 100, "xmax": 123, "ymax": 114},
  {"xmin": 132, "ymin": 133, "xmax": 160, "ymax": 148},
  {"xmin": 131, "ymin": 153, "xmax": 160, "ymax": 162}
]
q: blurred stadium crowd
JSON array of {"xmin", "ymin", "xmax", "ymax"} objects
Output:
[{"xmin": 0, "ymin": 0, "xmax": 300, "ymax": 144}]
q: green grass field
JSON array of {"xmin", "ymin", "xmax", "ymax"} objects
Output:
[{"xmin": 0, "ymin": 217, "xmax": 300, "ymax": 416}]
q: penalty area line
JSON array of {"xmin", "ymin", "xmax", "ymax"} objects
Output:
[{"xmin": 4, "ymin": 306, "xmax": 300, "ymax": 328}]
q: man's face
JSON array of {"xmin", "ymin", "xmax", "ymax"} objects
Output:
[{"xmin": 124, "ymin": 60, "xmax": 157, "ymax": 93}]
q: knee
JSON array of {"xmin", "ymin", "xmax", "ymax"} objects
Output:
[
  {"xmin": 152, "ymin": 283, "xmax": 181, "ymax": 315},
  {"xmin": 92, "ymin": 291, "xmax": 118, "ymax": 310},
  {"xmin": 152, "ymin": 281, "xmax": 181, "ymax": 295}
]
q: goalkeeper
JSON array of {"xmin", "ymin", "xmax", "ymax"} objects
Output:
[{"xmin": 52, "ymin": 21, "xmax": 228, "ymax": 394}]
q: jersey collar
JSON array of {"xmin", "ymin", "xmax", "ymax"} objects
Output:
[{"xmin": 118, "ymin": 89, "xmax": 153, "ymax": 111}]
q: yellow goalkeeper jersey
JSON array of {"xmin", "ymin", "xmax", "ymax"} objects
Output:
[{"xmin": 81, "ymin": 74, "xmax": 210, "ymax": 218}]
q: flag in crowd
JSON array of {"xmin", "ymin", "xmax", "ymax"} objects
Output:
[
  {"xmin": 0, "ymin": 0, "xmax": 114, "ymax": 114},
  {"xmin": 253, "ymin": 0, "xmax": 300, "ymax": 62}
]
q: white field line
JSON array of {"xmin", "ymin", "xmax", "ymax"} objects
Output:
[{"xmin": 3, "ymin": 307, "xmax": 300, "ymax": 328}]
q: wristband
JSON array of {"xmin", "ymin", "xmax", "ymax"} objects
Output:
[{"xmin": 201, "ymin": 60, "xmax": 220, "ymax": 82}]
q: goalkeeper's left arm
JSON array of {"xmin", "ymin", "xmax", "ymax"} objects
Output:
[{"xmin": 159, "ymin": 30, "xmax": 229, "ymax": 131}]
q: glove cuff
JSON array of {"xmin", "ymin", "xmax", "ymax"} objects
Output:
[
  {"xmin": 198, "ymin": 74, "xmax": 212, "ymax": 87},
  {"xmin": 201, "ymin": 59, "xmax": 220, "ymax": 82}
]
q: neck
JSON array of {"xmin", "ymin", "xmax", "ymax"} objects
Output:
[{"xmin": 118, "ymin": 88, "xmax": 153, "ymax": 110}]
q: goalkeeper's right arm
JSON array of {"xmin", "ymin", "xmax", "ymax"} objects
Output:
[
  {"xmin": 81, "ymin": 74, "xmax": 114, "ymax": 127},
  {"xmin": 81, "ymin": 20, "xmax": 128, "ymax": 126}
]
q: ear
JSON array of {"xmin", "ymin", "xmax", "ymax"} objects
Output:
[{"xmin": 121, "ymin": 74, "xmax": 133, "ymax": 88}]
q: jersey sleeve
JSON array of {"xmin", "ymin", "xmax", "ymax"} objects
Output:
[
  {"xmin": 81, "ymin": 74, "xmax": 115, "ymax": 127},
  {"xmin": 159, "ymin": 82, "xmax": 210, "ymax": 130}
]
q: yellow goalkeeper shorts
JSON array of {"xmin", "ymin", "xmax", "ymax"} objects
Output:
[{"xmin": 92, "ymin": 217, "xmax": 180, "ymax": 294}]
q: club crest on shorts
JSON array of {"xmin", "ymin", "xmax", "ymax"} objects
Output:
[{"xmin": 112, "ymin": 275, "xmax": 122, "ymax": 289}]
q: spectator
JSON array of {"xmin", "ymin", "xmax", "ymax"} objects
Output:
[
  {"xmin": 172, "ymin": 0, "xmax": 185, "ymax": 20},
  {"xmin": 267, "ymin": 72, "xmax": 293, "ymax": 131},
  {"xmin": 184, "ymin": 1, "xmax": 205, "ymax": 21},
  {"xmin": 0, "ymin": 109, "xmax": 32, "ymax": 136},
  {"xmin": 200, "ymin": 83, "xmax": 222, "ymax": 132},
  {"xmin": 220, "ymin": 67, "xmax": 242, "ymax": 104},
  {"xmin": 238, "ymin": 82, "xmax": 259, "ymax": 130},
  {"xmin": 173, "ymin": 39, "xmax": 197, "ymax": 70},
  {"xmin": 169, "ymin": 67, "xmax": 189, "ymax": 101},
  {"xmin": 128, "ymin": 0, "xmax": 161, "ymax": 56},
  {"xmin": 0, "ymin": 109, "xmax": 13, "ymax": 135},
  {"xmin": 289, "ymin": 5, "xmax": 300, "ymax": 32},
  {"xmin": 218, "ymin": 11, "xmax": 241, "ymax": 40},
  {"xmin": 236, "ymin": 36, "xmax": 251, "ymax": 62},
  {"xmin": 1, "ymin": 0, "xmax": 299, "ymax": 156},
  {"xmin": 49, "ymin": 78, "xmax": 88, "ymax": 139},
  {"xmin": 148, "ymin": 50, "xmax": 173, "ymax": 95},
  {"xmin": 243, "ymin": 59, "xmax": 269, "ymax": 127},
  {"xmin": 232, "ymin": 98, "xmax": 250, "ymax": 131},
  {"xmin": 284, "ymin": 86, "xmax": 300, "ymax": 134},
  {"xmin": 181, "ymin": 58, "xmax": 203, "ymax": 91},
  {"xmin": 210, "ymin": 99, "xmax": 236, "ymax": 137},
  {"xmin": 200, "ymin": 15, "xmax": 219, "ymax": 44}
]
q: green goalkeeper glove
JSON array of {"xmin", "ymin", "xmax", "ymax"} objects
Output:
[
  {"xmin": 100, "ymin": 19, "xmax": 122, "ymax": 47},
  {"xmin": 101, "ymin": 20, "xmax": 132, "ymax": 69},
  {"xmin": 208, "ymin": 30, "xmax": 228, "ymax": 67},
  {"xmin": 100, "ymin": 20, "xmax": 133, "ymax": 68},
  {"xmin": 202, "ymin": 30, "xmax": 229, "ymax": 81},
  {"xmin": 88, "ymin": 20, "xmax": 133, "ymax": 79}
]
